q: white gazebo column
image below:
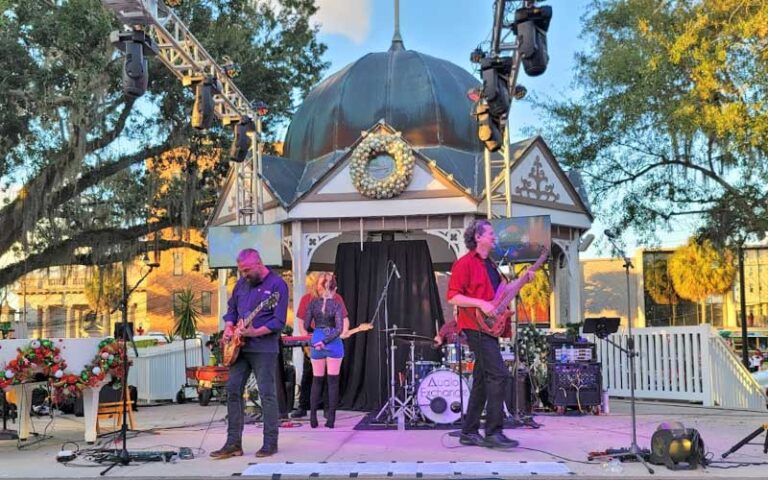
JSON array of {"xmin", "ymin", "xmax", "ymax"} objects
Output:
[
  {"xmin": 552, "ymin": 238, "xmax": 581, "ymax": 326},
  {"xmin": 217, "ymin": 270, "xmax": 228, "ymax": 332},
  {"xmin": 289, "ymin": 221, "xmax": 307, "ymax": 387}
]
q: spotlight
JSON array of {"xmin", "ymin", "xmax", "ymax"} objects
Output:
[
  {"xmin": 469, "ymin": 47, "xmax": 486, "ymax": 64},
  {"xmin": 229, "ymin": 116, "xmax": 256, "ymax": 162},
  {"xmin": 513, "ymin": 84, "xmax": 527, "ymax": 100},
  {"xmin": 513, "ymin": 5, "xmax": 552, "ymax": 77},
  {"xmin": 252, "ymin": 100, "xmax": 269, "ymax": 117},
  {"xmin": 466, "ymin": 88, "xmax": 482, "ymax": 103},
  {"xmin": 110, "ymin": 30, "xmax": 159, "ymax": 98},
  {"xmin": 191, "ymin": 76, "xmax": 217, "ymax": 130},
  {"xmin": 649, "ymin": 422, "xmax": 706, "ymax": 470}
]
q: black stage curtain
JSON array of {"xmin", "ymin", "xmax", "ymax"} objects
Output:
[{"xmin": 335, "ymin": 240, "xmax": 445, "ymax": 411}]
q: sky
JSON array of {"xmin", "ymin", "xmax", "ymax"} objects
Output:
[{"xmin": 309, "ymin": 0, "xmax": 696, "ymax": 258}]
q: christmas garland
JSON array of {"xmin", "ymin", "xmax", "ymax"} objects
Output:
[
  {"xmin": 1, "ymin": 338, "xmax": 125, "ymax": 398},
  {"xmin": 52, "ymin": 338, "xmax": 125, "ymax": 398},
  {"xmin": 349, "ymin": 133, "xmax": 415, "ymax": 199},
  {"xmin": 0, "ymin": 339, "xmax": 67, "ymax": 390}
]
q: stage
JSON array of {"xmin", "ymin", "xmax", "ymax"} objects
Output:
[{"xmin": 1, "ymin": 399, "xmax": 766, "ymax": 479}]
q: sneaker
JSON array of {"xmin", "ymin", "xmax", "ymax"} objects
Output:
[
  {"xmin": 209, "ymin": 444, "xmax": 243, "ymax": 459},
  {"xmin": 459, "ymin": 432, "xmax": 485, "ymax": 447},
  {"xmin": 255, "ymin": 444, "xmax": 278, "ymax": 458},
  {"xmin": 484, "ymin": 432, "xmax": 519, "ymax": 449}
]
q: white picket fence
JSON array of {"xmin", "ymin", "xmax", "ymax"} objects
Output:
[
  {"xmin": 594, "ymin": 324, "xmax": 767, "ymax": 411},
  {"xmin": 127, "ymin": 339, "xmax": 207, "ymax": 403}
]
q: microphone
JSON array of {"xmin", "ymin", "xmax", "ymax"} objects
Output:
[
  {"xmin": 392, "ymin": 262, "xmax": 401, "ymax": 279},
  {"xmin": 604, "ymin": 228, "xmax": 620, "ymax": 239}
]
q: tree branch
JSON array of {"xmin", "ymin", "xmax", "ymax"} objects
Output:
[{"xmin": 86, "ymin": 96, "xmax": 137, "ymax": 152}]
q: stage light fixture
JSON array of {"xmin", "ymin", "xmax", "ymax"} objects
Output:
[
  {"xmin": 252, "ymin": 100, "xmax": 269, "ymax": 117},
  {"xmin": 649, "ymin": 421, "xmax": 706, "ymax": 470},
  {"xmin": 229, "ymin": 116, "xmax": 256, "ymax": 162},
  {"xmin": 110, "ymin": 30, "xmax": 159, "ymax": 98},
  {"xmin": 191, "ymin": 77, "xmax": 217, "ymax": 130},
  {"xmin": 513, "ymin": 84, "xmax": 527, "ymax": 100},
  {"xmin": 469, "ymin": 47, "xmax": 486, "ymax": 64},
  {"xmin": 513, "ymin": 5, "xmax": 552, "ymax": 77}
]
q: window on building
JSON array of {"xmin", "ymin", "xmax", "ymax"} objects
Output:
[
  {"xmin": 201, "ymin": 291, "xmax": 212, "ymax": 315},
  {"xmin": 173, "ymin": 252, "xmax": 183, "ymax": 276},
  {"xmin": 172, "ymin": 291, "xmax": 184, "ymax": 314}
]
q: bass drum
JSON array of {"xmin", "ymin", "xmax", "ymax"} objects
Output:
[{"xmin": 416, "ymin": 368, "xmax": 470, "ymax": 424}]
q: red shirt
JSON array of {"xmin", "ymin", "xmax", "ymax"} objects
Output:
[{"xmin": 448, "ymin": 249, "xmax": 498, "ymax": 333}]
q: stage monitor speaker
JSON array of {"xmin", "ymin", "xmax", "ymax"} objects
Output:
[{"xmin": 114, "ymin": 322, "xmax": 134, "ymax": 340}]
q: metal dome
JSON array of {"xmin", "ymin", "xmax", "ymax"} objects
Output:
[{"xmin": 283, "ymin": 44, "xmax": 482, "ymax": 162}]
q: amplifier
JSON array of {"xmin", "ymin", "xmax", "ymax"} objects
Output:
[
  {"xmin": 547, "ymin": 362, "xmax": 602, "ymax": 409},
  {"xmin": 546, "ymin": 337, "xmax": 596, "ymax": 363}
]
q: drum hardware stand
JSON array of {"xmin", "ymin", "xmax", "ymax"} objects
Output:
[
  {"xmin": 0, "ymin": 390, "xmax": 18, "ymax": 440},
  {"xmin": 373, "ymin": 261, "xmax": 403, "ymax": 425}
]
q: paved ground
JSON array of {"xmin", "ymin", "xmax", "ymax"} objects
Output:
[{"xmin": 1, "ymin": 399, "xmax": 767, "ymax": 479}]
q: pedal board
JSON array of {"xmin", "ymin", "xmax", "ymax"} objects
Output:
[{"xmin": 101, "ymin": 449, "xmax": 176, "ymax": 463}]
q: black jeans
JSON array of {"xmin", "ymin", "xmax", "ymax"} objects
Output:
[
  {"xmin": 226, "ymin": 351, "xmax": 278, "ymax": 447},
  {"xmin": 463, "ymin": 330, "xmax": 508, "ymax": 437}
]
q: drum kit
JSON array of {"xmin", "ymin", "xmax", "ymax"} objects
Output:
[
  {"xmin": 372, "ymin": 323, "xmax": 537, "ymax": 427},
  {"xmin": 374, "ymin": 326, "xmax": 504, "ymax": 426}
]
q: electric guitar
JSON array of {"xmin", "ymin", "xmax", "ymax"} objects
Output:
[
  {"xmin": 475, "ymin": 246, "xmax": 550, "ymax": 337},
  {"xmin": 340, "ymin": 322, "xmax": 374, "ymax": 339},
  {"xmin": 222, "ymin": 292, "xmax": 280, "ymax": 366}
]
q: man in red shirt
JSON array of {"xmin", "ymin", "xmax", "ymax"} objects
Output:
[{"xmin": 447, "ymin": 219, "xmax": 535, "ymax": 449}]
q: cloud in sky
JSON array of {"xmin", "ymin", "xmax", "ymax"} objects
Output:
[{"xmin": 314, "ymin": 0, "xmax": 371, "ymax": 44}]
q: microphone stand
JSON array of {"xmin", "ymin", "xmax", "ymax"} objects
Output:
[
  {"xmin": 600, "ymin": 236, "xmax": 653, "ymax": 474},
  {"xmin": 373, "ymin": 262, "xmax": 401, "ymax": 425},
  {"xmin": 499, "ymin": 252, "xmax": 540, "ymax": 429},
  {"xmin": 101, "ymin": 259, "xmax": 157, "ymax": 476}
]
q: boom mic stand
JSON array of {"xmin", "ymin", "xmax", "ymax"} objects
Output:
[
  {"xmin": 598, "ymin": 236, "xmax": 654, "ymax": 474},
  {"xmin": 373, "ymin": 261, "xmax": 401, "ymax": 425},
  {"xmin": 101, "ymin": 257, "xmax": 158, "ymax": 476},
  {"xmin": 500, "ymin": 254, "xmax": 540, "ymax": 429}
]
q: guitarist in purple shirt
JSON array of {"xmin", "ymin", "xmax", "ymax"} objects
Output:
[{"xmin": 210, "ymin": 249, "xmax": 288, "ymax": 460}]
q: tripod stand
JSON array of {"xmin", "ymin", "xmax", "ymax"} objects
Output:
[
  {"xmin": 721, "ymin": 423, "xmax": 768, "ymax": 458},
  {"xmin": 101, "ymin": 258, "xmax": 157, "ymax": 476},
  {"xmin": 597, "ymin": 237, "xmax": 654, "ymax": 474}
]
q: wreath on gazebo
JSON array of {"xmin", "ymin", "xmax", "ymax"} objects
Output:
[
  {"xmin": 349, "ymin": 133, "xmax": 415, "ymax": 199},
  {"xmin": 0, "ymin": 339, "xmax": 67, "ymax": 390}
]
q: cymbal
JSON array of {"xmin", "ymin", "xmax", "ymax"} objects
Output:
[{"xmin": 392, "ymin": 333, "xmax": 434, "ymax": 344}]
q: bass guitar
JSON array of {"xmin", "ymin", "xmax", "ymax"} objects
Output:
[
  {"xmin": 222, "ymin": 291, "xmax": 280, "ymax": 366},
  {"xmin": 475, "ymin": 246, "xmax": 550, "ymax": 337}
]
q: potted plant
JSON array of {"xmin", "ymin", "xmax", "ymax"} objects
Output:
[{"xmin": 173, "ymin": 289, "xmax": 199, "ymax": 403}]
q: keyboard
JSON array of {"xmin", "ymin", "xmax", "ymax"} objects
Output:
[{"xmin": 281, "ymin": 335, "xmax": 311, "ymax": 347}]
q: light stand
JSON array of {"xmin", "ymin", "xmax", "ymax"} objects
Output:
[
  {"xmin": 373, "ymin": 261, "xmax": 401, "ymax": 425},
  {"xmin": 600, "ymin": 237, "xmax": 654, "ymax": 474},
  {"xmin": 101, "ymin": 257, "xmax": 158, "ymax": 476}
]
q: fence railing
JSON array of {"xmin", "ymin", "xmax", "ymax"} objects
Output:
[
  {"xmin": 127, "ymin": 338, "xmax": 207, "ymax": 403},
  {"xmin": 594, "ymin": 324, "xmax": 766, "ymax": 411}
]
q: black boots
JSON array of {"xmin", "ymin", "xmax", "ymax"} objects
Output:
[
  {"xmin": 309, "ymin": 376, "xmax": 324, "ymax": 428},
  {"xmin": 325, "ymin": 375, "xmax": 339, "ymax": 428}
]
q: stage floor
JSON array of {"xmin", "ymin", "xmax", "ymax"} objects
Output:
[{"xmin": 1, "ymin": 399, "xmax": 767, "ymax": 479}]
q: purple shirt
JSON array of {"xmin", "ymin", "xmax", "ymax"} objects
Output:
[{"xmin": 223, "ymin": 270, "xmax": 289, "ymax": 353}]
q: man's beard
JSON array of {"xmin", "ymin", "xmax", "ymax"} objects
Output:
[{"xmin": 246, "ymin": 272, "xmax": 262, "ymax": 285}]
